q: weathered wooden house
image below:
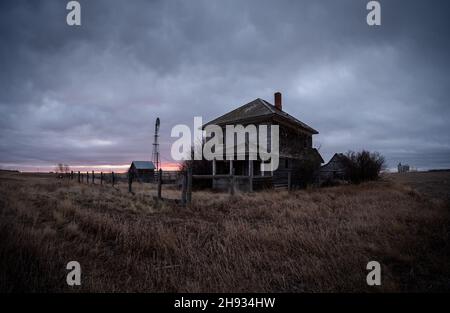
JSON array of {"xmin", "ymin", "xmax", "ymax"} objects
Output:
[
  {"xmin": 128, "ymin": 161, "xmax": 155, "ymax": 183},
  {"xmin": 202, "ymin": 92, "xmax": 323, "ymax": 190},
  {"xmin": 318, "ymin": 153, "xmax": 348, "ymax": 184}
]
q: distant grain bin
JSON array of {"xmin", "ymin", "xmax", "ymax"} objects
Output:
[
  {"xmin": 128, "ymin": 161, "xmax": 155, "ymax": 182},
  {"xmin": 397, "ymin": 162, "xmax": 410, "ymax": 173}
]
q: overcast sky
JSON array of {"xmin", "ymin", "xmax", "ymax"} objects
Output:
[{"xmin": 1, "ymin": 0, "xmax": 449, "ymax": 172}]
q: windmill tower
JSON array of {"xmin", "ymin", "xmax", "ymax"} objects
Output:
[{"xmin": 152, "ymin": 117, "xmax": 160, "ymax": 173}]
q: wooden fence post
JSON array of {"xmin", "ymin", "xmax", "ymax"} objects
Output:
[
  {"xmin": 100, "ymin": 172, "xmax": 103, "ymax": 185},
  {"xmin": 78, "ymin": 171, "xmax": 80, "ymax": 183},
  {"xmin": 288, "ymin": 171, "xmax": 292, "ymax": 191},
  {"xmin": 86, "ymin": 171, "xmax": 89, "ymax": 184},
  {"xmin": 157, "ymin": 169, "xmax": 162, "ymax": 199},
  {"xmin": 112, "ymin": 172, "xmax": 115, "ymax": 187},
  {"xmin": 187, "ymin": 167, "xmax": 192, "ymax": 205},
  {"xmin": 128, "ymin": 173, "xmax": 132, "ymax": 193},
  {"xmin": 181, "ymin": 171, "xmax": 187, "ymax": 206},
  {"xmin": 230, "ymin": 168, "xmax": 235, "ymax": 196},
  {"xmin": 248, "ymin": 160, "xmax": 253, "ymax": 192}
]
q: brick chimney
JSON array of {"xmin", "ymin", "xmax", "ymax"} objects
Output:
[{"xmin": 274, "ymin": 92, "xmax": 282, "ymax": 110}]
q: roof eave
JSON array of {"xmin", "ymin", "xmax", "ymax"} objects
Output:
[{"xmin": 272, "ymin": 115, "xmax": 318, "ymax": 134}]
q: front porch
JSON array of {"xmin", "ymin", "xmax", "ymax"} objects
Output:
[{"xmin": 210, "ymin": 159, "xmax": 291, "ymax": 191}]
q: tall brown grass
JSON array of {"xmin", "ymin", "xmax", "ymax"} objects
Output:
[{"xmin": 0, "ymin": 172, "xmax": 449, "ymax": 292}]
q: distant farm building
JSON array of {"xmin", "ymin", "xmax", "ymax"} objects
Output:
[
  {"xmin": 397, "ymin": 162, "xmax": 410, "ymax": 173},
  {"xmin": 202, "ymin": 92, "xmax": 324, "ymax": 190},
  {"xmin": 128, "ymin": 161, "xmax": 155, "ymax": 182},
  {"xmin": 318, "ymin": 153, "xmax": 348, "ymax": 184}
]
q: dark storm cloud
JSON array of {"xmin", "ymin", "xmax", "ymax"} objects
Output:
[{"xmin": 0, "ymin": 0, "xmax": 449, "ymax": 171}]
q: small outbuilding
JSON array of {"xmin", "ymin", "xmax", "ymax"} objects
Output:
[
  {"xmin": 128, "ymin": 161, "xmax": 155, "ymax": 183},
  {"xmin": 318, "ymin": 153, "xmax": 348, "ymax": 185}
]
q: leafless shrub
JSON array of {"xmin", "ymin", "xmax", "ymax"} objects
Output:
[
  {"xmin": 179, "ymin": 144, "xmax": 212, "ymax": 189},
  {"xmin": 342, "ymin": 150, "xmax": 386, "ymax": 184}
]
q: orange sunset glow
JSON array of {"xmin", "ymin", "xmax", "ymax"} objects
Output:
[
  {"xmin": 7, "ymin": 162, "xmax": 181, "ymax": 173},
  {"xmin": 69, "ymin": 162, "xmax": 181, "ymax": 173}
]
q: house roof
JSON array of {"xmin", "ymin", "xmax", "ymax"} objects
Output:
[
  {"xmin": 280, "ymin": 148, "xmax": 324, "ymax": 163},
  {"xmin": 311, "ymin": 148, "xmax": 325, "ymax": 163},
  {"xmin": 130, "ymin": 161, "xmax": 155, "ymax": 170},
  {"xmin": 202, "ymin": 98, "xmax": 318, "ymax": 134},
  {"xmin": 320, "ymin": 153, "xmax": 347, "ymax": 171},
  {"xmin": 330, "ymin": 153, "xmax": 347, "ymax": 163}
]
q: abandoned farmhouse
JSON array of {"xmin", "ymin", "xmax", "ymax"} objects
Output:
[{"xmin": 201, "ymin": 92, "xmax": 324, "ymax": 190}]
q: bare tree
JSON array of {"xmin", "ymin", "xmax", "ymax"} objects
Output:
[
  {"xmin": 63, "ymin": 164, "xmax": 70, "ymax": 174},
  {"xmin": 55, "ymin": 163, "xmax": 63, "ymax": 174},
  {"xmin": 55, "ymin": 163, "xmax": 71, "ymax": 178}
]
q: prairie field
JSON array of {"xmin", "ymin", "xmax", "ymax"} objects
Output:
[{"xmin": 0, "ymin": 171, "xmax": 449, "ymax": 292}]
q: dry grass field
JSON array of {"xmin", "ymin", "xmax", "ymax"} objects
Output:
[
  {"xmin": 0, "ymin": 171, "xmax": 449, "ymax": 292},
  {"xmin": 387, "ymin": 171, "xmax": 450, "ymax": 202}
]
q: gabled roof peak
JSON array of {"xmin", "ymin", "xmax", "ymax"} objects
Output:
[{"xmin": 203, "ymin": 97, "xmax": 318, "ymax": 134}]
